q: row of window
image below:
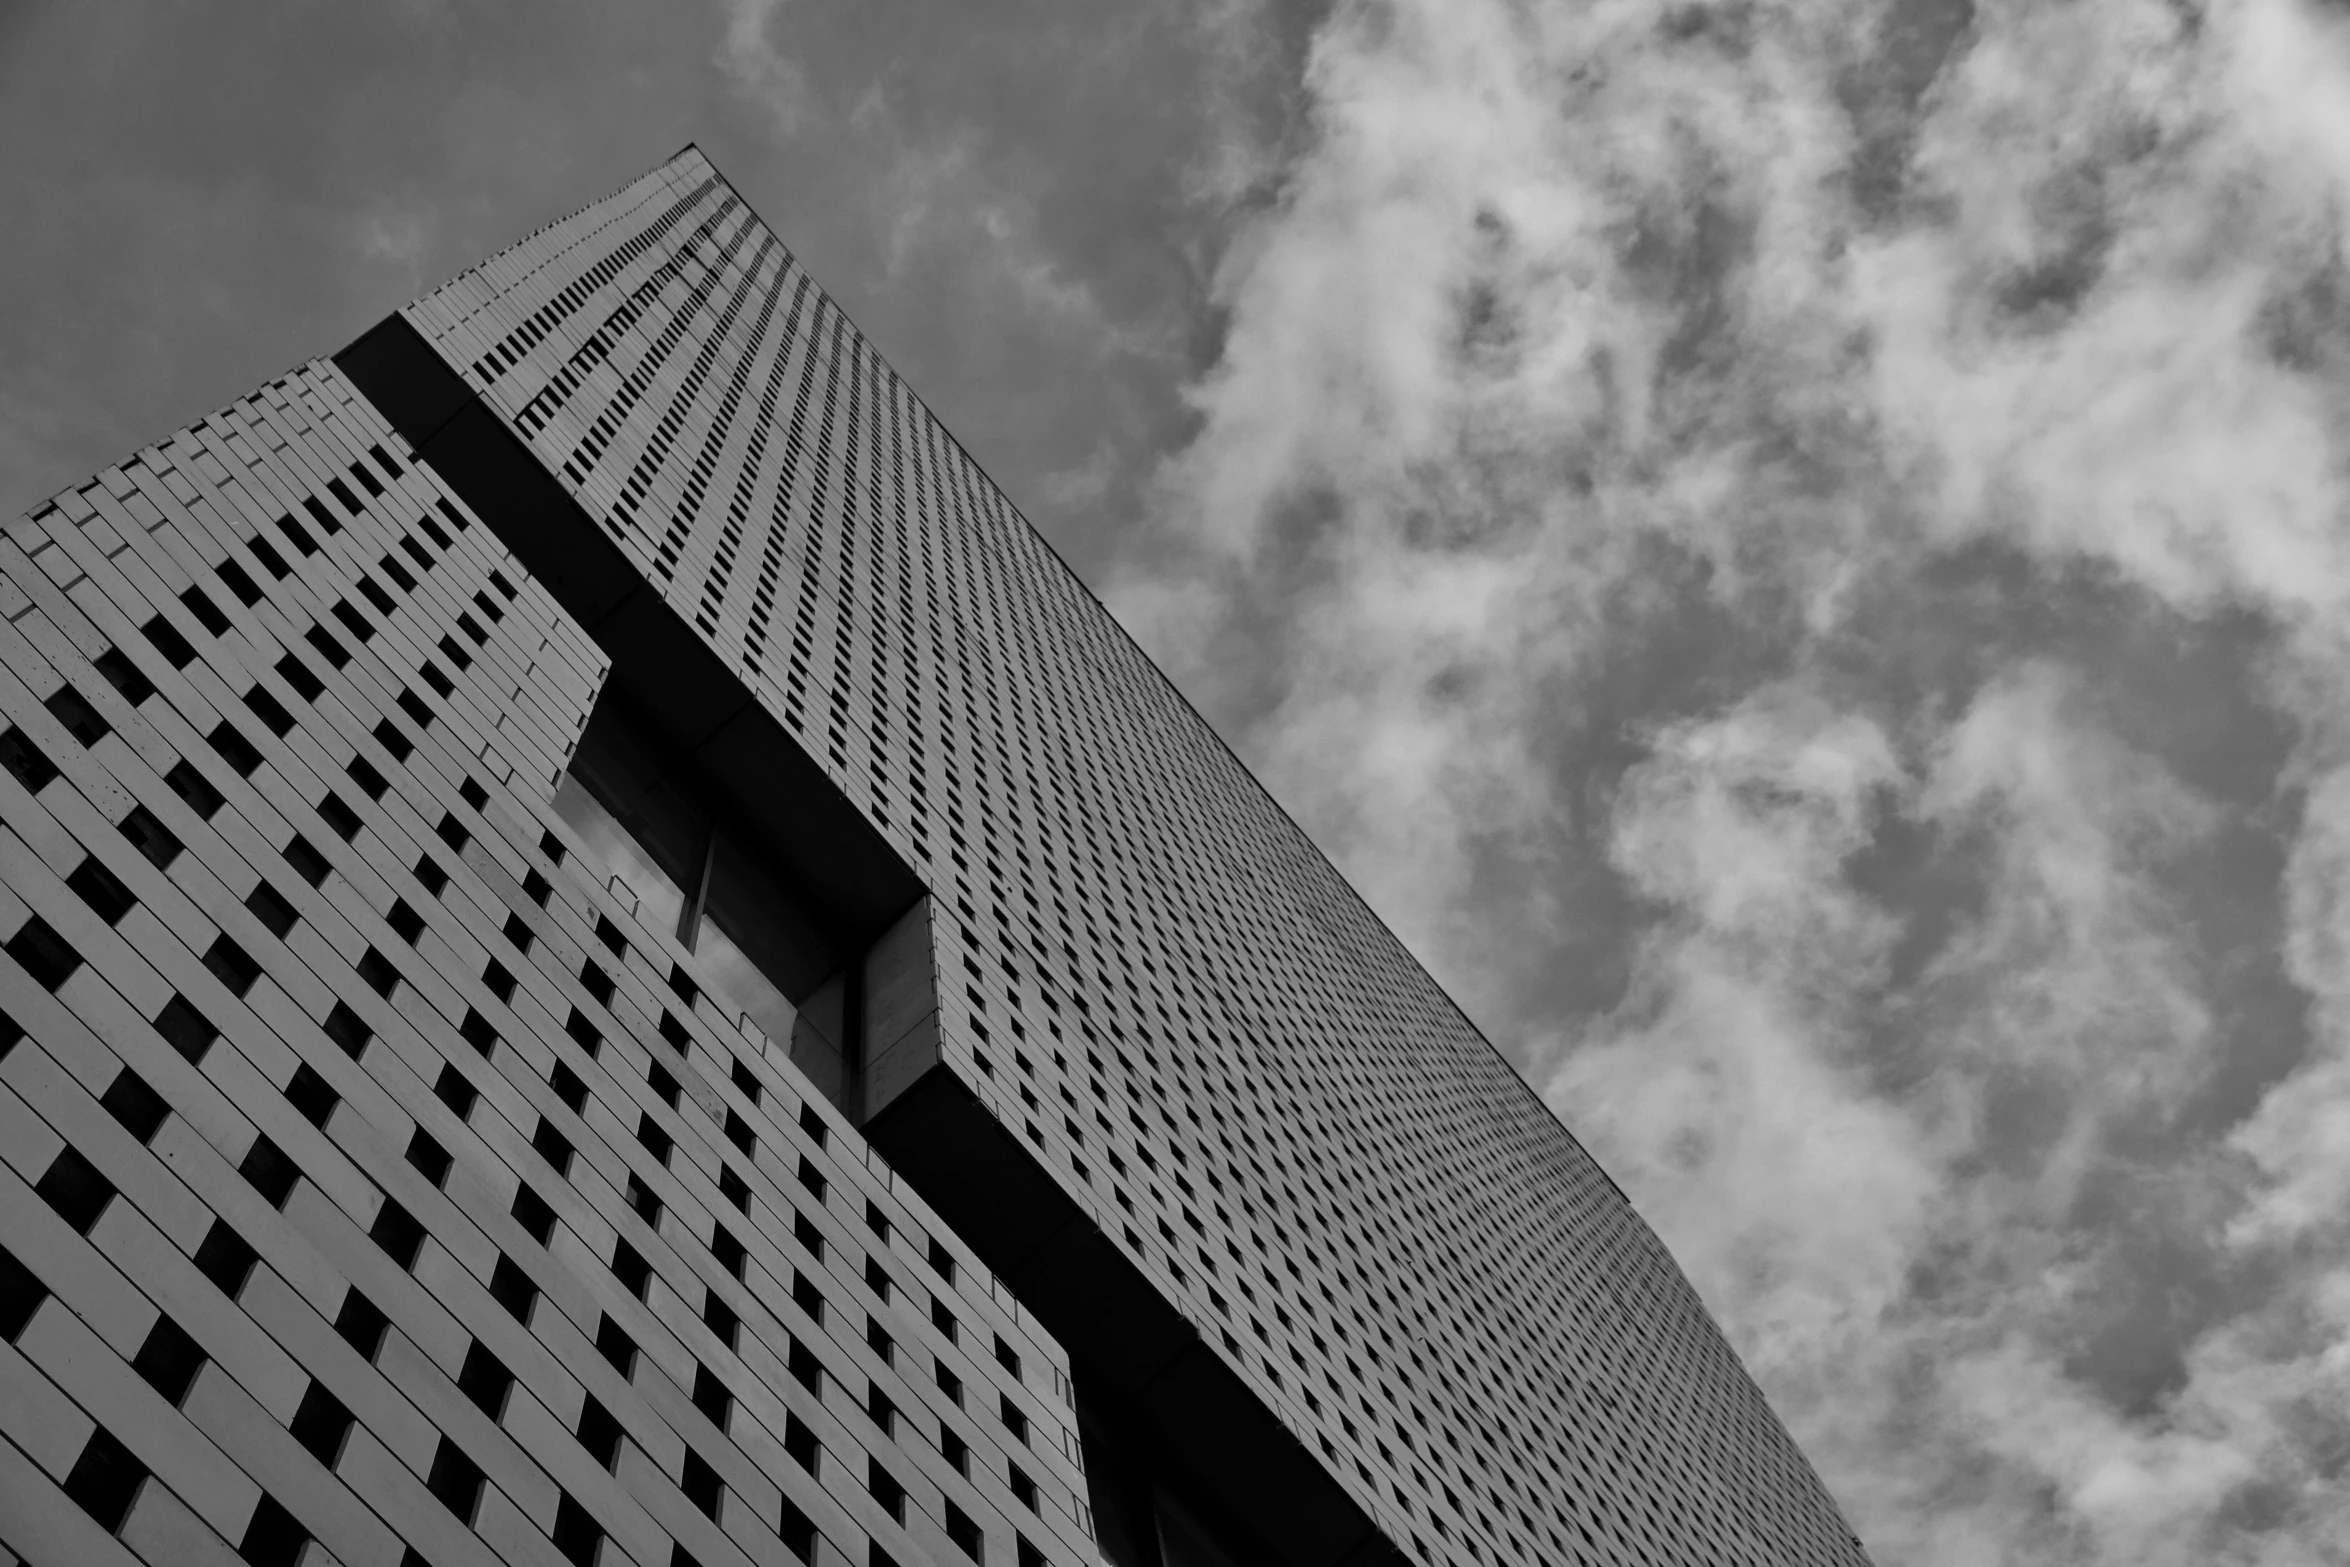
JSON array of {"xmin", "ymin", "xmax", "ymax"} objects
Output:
[{"xmin": 3, "ymin": 389, "xmax": 1083, "ymax": 1566}]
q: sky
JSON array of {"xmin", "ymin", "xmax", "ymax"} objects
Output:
[{"xmin": 8, "ymin": 1, "xmax": 2350, "ymax": 1562}]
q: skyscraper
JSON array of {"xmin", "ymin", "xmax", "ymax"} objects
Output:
[{"xmin": 0, "ymin": 145, "xmax": 1867, "ymax": 1567}]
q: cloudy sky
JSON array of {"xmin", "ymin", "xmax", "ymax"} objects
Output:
[{"xmin": 10, "ymin": 0, "xmax": 2350, "ymax": 1561}]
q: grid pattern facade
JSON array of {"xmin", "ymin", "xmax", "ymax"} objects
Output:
[
  {"xmin": 395, "ymin": 149, "xmax": 1865, "ymax": 1565},
  {"xmin": 0, "ymin": 368, "xmax": 1092, "ymax": 1567},
  {"xmin": 0, "ymin": 144, "xmax": 1871, "ymax": 1567}
]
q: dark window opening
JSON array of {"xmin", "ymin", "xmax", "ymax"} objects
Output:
[
  {"xmin": 195, "ymin": 1222, "xmax": 258, "ymax": 1298},
  {"xmin": 209, "ymin": 720, "xmax": 262, "ymax": 776},
  {"xmin": 120, "ymin": 805, "xmax": 182, "ymax": 869},
  {"xmin": 64, "ymin": 1426, "xmax": 147, "ymax": 1534},
  {"xmin": 0, "ymin": 725, "xmax": 58, "ymax": 791},
  {"xmin": 94, "ymin": 648, "xmax": 154, "ymax": 705},
  {"xmin": 142, "ymin": 614, "xmax": 197, "ymax": 668},
  {"xmin": 247, "ymin": 881, "xmax": 297, "ymax": 937},
  {"xmin": 426, "ymin": 1439, "xmax": 485, "ymax": 1524},
  {"xmin": 407, "ymin": 1128, "xmax": 452, "ymax": 1187},
  {"xmin": 180, "ymin": 586, "xmax": 231, "ymax": 636},
  {"xmin": 67, "ymin": 856, "xmax": 136, "ymax": 925},
  {"xmin": 577, "ymin": 1396, "xmax": 622, "ymax": 1468},
  {"xmin": 490, "ymin": 1254, "xmax": 537, "ymax": 1322},
  {"xmin": 37, "ymin": 1146, "xmax": 114, "ymax": 1233},
  {"xmin": 284, "ymin": 833, "xmax": 332, "ymax": 887},
  {"xmin": 102, "ymin": 1069, "xmax": 167, "ymax": 1144},
  {"xmin": 131, "ymin": 1315, "xmax": 206, "ymax": 1405},
  {"xmin": 597, "ymin": 1314, "xmax": 637, "ymax": 1377},
  {"xmin": 287, "ymin": 1064, "xmax": 339, "ymax": 1127},
  {"xmin": 47, "ymin": 685, "xmax": 109, "ymax": 745},
  {"xmin": 458, "ymin": 1340, "xmax": 514, "ymax": 1421},
  {"xmin": 513, "ymin": 1185, "xmax": 557, "ymax": 1244},
  {"xmin": 335, "ymin": 1290, "xmax": 389, "ymax": 1361},
  {"xmin": 291, "ymin": 1381, "xmax": 355, "ymax": 1467},
  {"xmin": 682, "ymin": 1450, "xmax": 722, "ymax": 1519},
  {"xmin": 240, "ymin": 1135, "xmax": 299, "ymax": 1208},
  {"xmin": 553, "ymin": 1493, "xmax": 604, "ymax": 1565},
  {"xmin": 242, "ymin": 1495, "xmax": 310, "ymax": 1567},
  {"xmin": 217, "ymin": 559, "xmax": 264, "ymax": 608},
  {"xmin": 160, "ymin": 994, "xmax": 219, "ymax": 1065},
  {"xmin": 372, "ymin": 1196, "xmax": 425, "ymax": 1270},
  {"xmin": 612, "ymin": 1239, "xmax": 650, "ymax": 1299},
  {"xmin": 204, "ymin": 934, "xmax": 260, "ymax": 996}
]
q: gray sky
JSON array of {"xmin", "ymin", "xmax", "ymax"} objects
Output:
[{"xmin": 11, "ymin": 1, "xmax": 2350, "ymax": 1562}]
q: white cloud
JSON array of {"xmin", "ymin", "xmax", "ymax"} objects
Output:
[
  {"xmin": 1137, "ymin": 0, "xmax": 2350, "ymax": 1559},
  {"xmin": 714, "ymin": 0, "xmax": 809, "ymax": 136}
]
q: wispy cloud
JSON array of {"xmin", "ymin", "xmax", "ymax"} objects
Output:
[
  {"xmin": 1130, "ymin": 0, "xmax": 2350, "ymax": 1557},
  {"xmin": 714, "ymin": 0, "xmax": 809, "ymax": 136}
]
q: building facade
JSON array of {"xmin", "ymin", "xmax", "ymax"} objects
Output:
[{"xmin": 0, "ymin": 148, "xmax": 1869, "ymax": 1567}]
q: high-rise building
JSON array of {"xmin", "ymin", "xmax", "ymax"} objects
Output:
[{"xmin": 0, "ymin": 146, "xmax": 1867, "ymax": 1567}]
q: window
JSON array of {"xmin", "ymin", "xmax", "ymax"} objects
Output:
[
  {"xmin": 780, "ymin": 1495, "xmax": 818, "ymax": 1562},
  {"xmin": 553, "ymin": 1492, "xmax": 604, "ymax": 1565},
  {"xmin": 119, "ymin": 806, "xmax": 181, "ymax": 869},
  {"xmin": 240, "ymin": 1135, "xmax": 299, "ymax": 1208},
  {"xmin": 784, "ymin": 1412, "xmax": 820, "ymax": 1472},
  {"xmin": 459, "ymin": 1341, "xmax": 514, "ymax": 1420},
  {"xmin": 48, "ymin": 684, "xmax": 110, "ymax": 745},
  {"xmin": 284, "ymin": 833, "xmax": 331, "ymax": 888},
  {"xmin": 101, "ymin": 1069, "xmax": 167, "ymax": 1144},
  {"xmin": 94, "ymin": 648, "xmax": 153, "ymax": 704},
  {"xmin": 142, "ymin": 614, "xmax": 197, "ymax": 667},
  {"xmin": 612, "ymin": 1240, "xmax": 650, "ymax": 1299},
  {"xmin": 196, "ymin": 1222, "xmax": 258, "ymax": 1298},
  {"xmin": 64, "ymin": 1427, "xmax": 147, "ymax": 1534},
  {"xmin": 205, "ymin": 935, "xmax": 260, "ymax": 996},
  {"xmin": 1, "ymin": 1244, "xmax": 50, "ymax": 1341},
  {"xmin": 682, "ymin": 1450, "xmax": 722, "ymax": 1518},
  {"xmin": 372, "ymin": 1197, "xmax": 425, "ymax": 1269},
  {"xmin": 37, "ymin": 1147, "xmax": 114, "ymax": 1233},
  {"xmin": 427, "ymin": 1439, "xmax": 485, "ymax": 1523},
  {"xmin": 325, "ymin": 1002, "xmax": 371, "ymax": 1058},
  {"xmin": 597, "ymin": 1315, "xmax": 638, "ymax": 1376},
  {"xmin": 945, "ymin": 1501, "xmax": 983, "ymax": 1560},
  {"xmin": 247, "ymin": 881, "xmax": 297, "ymax": 937},
  {"xmin": 291, "ymin": 1382, "xmax": 355, "ymax": 1466},
  {"xmin": 9, "ymin": 915, "xmax": 83, "ymax": 992},
  {"xmin": 867, "ymin": 1458, "xmax": 905, "ymax": 1522},
  {"xmin": 491, "ymin": 1255, "xmax": 538, "ymax": 1322},
  {"xmin": 286, "ymin": 1064, "xmax": 338, "ymax": 1126},
  {"xmin": 577, "ymin": 1396, "xmax": 623, "ymax": 1468},
  {"xmin": 131, "ymin": 1315, "xmax": 206, "ymax": 1406},
  {"xmin": 705, "ymin": 1291, "xmax": 739, "ymax": 1348},
  {"xmin": 514, "ymin": 1185, "xmax": 558, "ymax": 1244},
  {"xmin": 407, "ymin": 1129, "xmax": 452, "ymax": 1187},
  {"xmin": 168, "ymin": 759, "xmax": 224, "ymax": 818}
]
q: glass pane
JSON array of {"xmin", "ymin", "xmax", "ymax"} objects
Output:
[
  {"xmin": 694, "ymin": 913, "xmax": 799, "ymax": 1048},
  {"xmin": 551, "ymin": 772, "xmax": 690, "ymax": 939}
]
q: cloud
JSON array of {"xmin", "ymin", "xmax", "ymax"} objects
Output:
[
  {"xmin": 714, "ymin": 0, "xmax": 809, "ymax": 135},
  {"xmin": 1132, "ymin": 0, "xmax": 2350, "ymax": 1559}
]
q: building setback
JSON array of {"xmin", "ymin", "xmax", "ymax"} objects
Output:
[{"xmin": 0, "ymin": 147, "xmax": 1869, "ymax": 1567}]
